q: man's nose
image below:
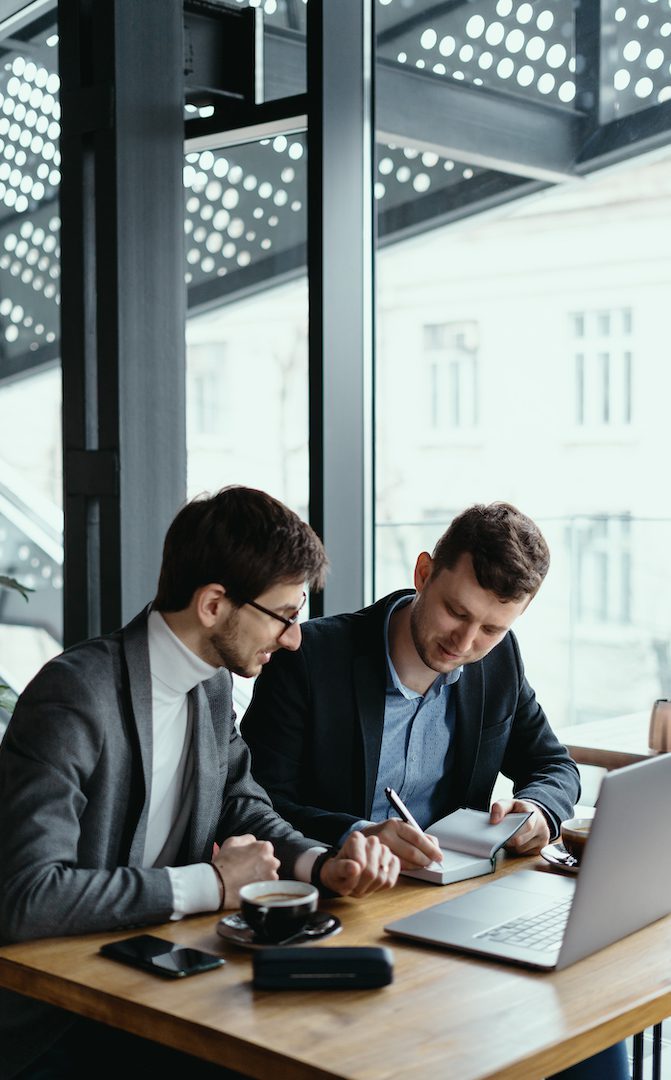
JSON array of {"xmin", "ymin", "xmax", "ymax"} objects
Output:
[
  {"xmin": 280, "ymin": 620, "xmax": 302, "ymax": 652},
  {"xmin": 451, "ymin": 623, "xmax": 477, "ymax": 654}
]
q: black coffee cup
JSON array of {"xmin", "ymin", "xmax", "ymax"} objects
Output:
[
  {"xmin": 560, "ymin": 817, "xmax": 592, "ymax": 865},
  {"xmin": 239, "ymin": 880, "xmax": 319, "ymax": 943}
]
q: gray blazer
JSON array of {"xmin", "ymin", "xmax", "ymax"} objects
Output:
[{"xmin": 0, "ymin": 607, "xmax": 316, "ymax": 1077}]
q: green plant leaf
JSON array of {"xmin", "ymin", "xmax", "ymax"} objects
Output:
[
  {"xmin": 0, "ymin": 683, "xmax": 17, "ymax": 714},
  {"xmin": 0, "ymin": 576, "xmax": 33, "ymax": 602}
]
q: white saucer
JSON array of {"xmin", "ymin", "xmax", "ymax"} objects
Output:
[
  {"xmin": 216, "ymin": 910, "xmax": 342, "ymax": 950},
  {"xmin": 540, "ymin": 842, "xmax": 579, "ymax": 875}
]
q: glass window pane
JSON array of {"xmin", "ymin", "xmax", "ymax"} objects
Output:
[
  {"xmin": 184, "ymin": 135, "xmax": 306, "ymax": 296},
  {"xmin": 601, "ymin": 0, "xmax": 671, "ymax": 122},
  {"xmin": 0, "ymin": 15, "xmax": 62, "ymax": 731},
  {"xmin": 375, "ymin": 131, "xmax": 671, "ymax": 734},
  {"xmin": 376, "ymin": 0, "xmax": 577, "ymax": 108},
  {"xmin": 220, "ymin": 0, "xmax": 307, "ymax": 101},
  {"xmin": 185, "ymin": 134, "xmax": 308, "ymax": 716}
]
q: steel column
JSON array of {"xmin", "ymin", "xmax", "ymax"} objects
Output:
[
  {"xmin": 307, "ymin": 0, "xmax": 374, "ymax": 616},
  {"xmin": 59, "ymin": 0, "xmax": 186, "ymax": 644}
]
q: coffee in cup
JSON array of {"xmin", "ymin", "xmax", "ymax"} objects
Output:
[
  {"xmin": 560, "ymin": 817, "xmax": 592, "ymax": 865},
  {"xmin": 239, "ymin": 880, "xmax": 319, "ymax": 943}
]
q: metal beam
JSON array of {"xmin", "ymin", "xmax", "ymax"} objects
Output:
[
  {"xmin": 377, "ymin": 171, "xmax": 547, "ymax": 247},
  {"xmin": 59, "ymin": 0, "xmax": 186, "ymax": 645},
  {"xmin": 187, "ymin": 242, "xmax": 306, "ymax": 315},
  {"xmin": 263, "ymin": 28, "xmax": 583, "ymax": 183},
  {"xmin": 183, "ymin": 0, "xmax": 254, "ymax": 106},
  {"xmin": 263, "ymin": 25, "xmax": 306, "ymax": 101},
  {"xmin": 308, "ymin": 0, "xmax": 374, "ymax": 616},
  {"xmin": 0, "ymin": 341, "xmax": 59, "ymax": 385},
  {"xmin": 376, "ymin": 0, "xmax": 467, "ymax": 48},
  {"xmin": 376, "ymin": 60, "xmax": 583, "ymax": 183},
  {"xmin": 184, "ymin": 94, "xmax": 307, "ymax": 153},
  {"xmin": 0, "ymin": 0, "xmax": 54, "ymax": 38},
  {"xmin": 574, "ymin": 0, "xmax": 601, "ymax": 129},
  {"xmin": 576, "ymin": 100, "xmax": 671, "ymax": 174}
]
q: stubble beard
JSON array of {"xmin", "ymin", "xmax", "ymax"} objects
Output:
[
  {"xmin": 409, "ymin": 597, "xmax": 464, "ymax": 674},
  {"xmin": 409, "ymin": 598, "xmax": 440, "ymax": 673},
  {"xmin": 207, "ymin": 609, "xmax": 252, "ymax": 677}
]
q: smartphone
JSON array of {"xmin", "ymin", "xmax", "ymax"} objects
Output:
[{"xmin": 100, "ymin": 934, "xmax": 225, "ymax": 978}]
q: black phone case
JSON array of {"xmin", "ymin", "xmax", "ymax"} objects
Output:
[
  {"xmin": 99, "ymin": 935, "xmax": 224, "ymax": 978},
  {"xmin": 252, "ymin": 945, "xmax": 394, "ymax": 989}
]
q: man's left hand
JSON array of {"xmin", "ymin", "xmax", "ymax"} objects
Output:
[
  {"xmin": 319, "ymin": 831, "xmax": 400, "ymax": 897},
  {"xmin": 490, "ymin": 798, "xmax": 550, "ymax": 855}
]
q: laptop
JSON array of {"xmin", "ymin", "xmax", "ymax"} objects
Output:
[{"xmin": 385, "ymin": 753, "xmax": 671, "ymax": 971}]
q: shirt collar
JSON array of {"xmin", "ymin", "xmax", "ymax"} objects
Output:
[
  {"xmin": 384, "ymin": 593, "xmax": 462, "ymax": 700},
  {"xmin": 147, "ymin": 608, "xmax": 219, "ymax": 695}
]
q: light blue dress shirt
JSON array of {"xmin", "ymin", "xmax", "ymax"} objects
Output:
[{"xmin": 340, "ymin": 595, "xmax": 462, "ymax": 842}]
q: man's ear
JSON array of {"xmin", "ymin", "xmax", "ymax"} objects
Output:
[
  {"xmin": 194, "ymin": 583, "xmax": 227, "ymax": 627},
  {"xmin": 413, "ymin": 552, "xmax": 433, "ymax": 593}
]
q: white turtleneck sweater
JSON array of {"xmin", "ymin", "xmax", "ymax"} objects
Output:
[{"xmin": 145, "ymin": 610, "xmax": 320, "ymax": 917}]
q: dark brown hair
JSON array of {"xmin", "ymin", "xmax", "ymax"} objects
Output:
[
  {"xmin": 431, "ymin": 502, "xmax": 549, "ymax": 601},
  {"xmin": 154, "ymin": 485, "xmax": 328, "ymax": 612}
]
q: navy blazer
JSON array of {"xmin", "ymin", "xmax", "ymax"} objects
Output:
[{"xmin": 242, "ymin": 591, "xmax": 581, "ymax": 845}]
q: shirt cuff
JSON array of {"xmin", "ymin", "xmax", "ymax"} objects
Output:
[
  {"xmin": 294, "ymin": 846, "xmax": 327, "ymax": 884},
  {"xmin": 337, "ymin": 820, "xmax": 373, "ymax": 846},
  {"xmin": 166, "ymin": 864, "xmax": 222, "ymax": 920}
]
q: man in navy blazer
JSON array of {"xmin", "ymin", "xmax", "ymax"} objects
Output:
[
  {"xmin": 243, "ymin": 502, "xmax": 580, "ymax": 867},
  {"xmin": 242, "ymin": 500, "xmax": 631, "ymax": 1080}
]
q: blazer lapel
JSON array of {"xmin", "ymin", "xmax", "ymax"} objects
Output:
[
  {"xmin": 186, "ymin": 683, "xmax": 219, "ymax": 861},
  {"xmin": 122, "ymin": 607, "xmax": 155, "ymax": 864},
  {"xmin": 353, "ymin": 653, "xmax": 386, "ymax": 817},
  {"xmin": 351, "ymin": 592, "xmax": 410, "ymax": 817},
  {"xmin": 451, "ymin": 662, "xmax": 485, "ymax": 807}
]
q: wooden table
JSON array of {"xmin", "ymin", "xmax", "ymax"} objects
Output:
[
  {"xmin": 561, "ymin": 710, "xmax": 655, "ymax": 770},
  {"xmin": 2, "ymin": 858, "xmax": 671, "ymax": 1080}
]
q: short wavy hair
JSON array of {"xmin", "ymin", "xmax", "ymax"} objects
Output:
[
  {"xmin": 431, "ymin": 502, "xmax": 549, "ymax": 601},
  {"xmin": 154, "ymin": 485, "xmax": 328, "ymax": 612}
]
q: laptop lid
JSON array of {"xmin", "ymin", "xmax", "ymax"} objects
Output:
[{"xmin": 384, "ymin": 753, "xmax": 671, "ymax": 971}]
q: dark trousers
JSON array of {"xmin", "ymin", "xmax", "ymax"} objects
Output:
[
  {"xmin": 17, "ymin": 1017, "xmax": 630, "ymax": 1080},
  {"xmin": 548, "ymin": 1041, "xmax": 630, "ymax": 1080},
  {"xmin": 15, "ymin": 1017, "xmax": 250, "ymax": 1080}
]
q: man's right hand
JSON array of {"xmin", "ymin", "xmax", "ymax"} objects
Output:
[
  {"xmin": 212, "ymin": 834, "xmax": 280, "ymax": 908},
  {"xmin": 359, "ymin": 820, "xmax": 443, "ymax": 870}
]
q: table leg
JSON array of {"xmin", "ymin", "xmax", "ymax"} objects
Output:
[
  {"xmin": 652, "ymin": 1022, "xmax": 663, "ymax": 1080},
  {"xmin": 632, "ymin": 1031, "xmax": 645, "ymax": 1080}
]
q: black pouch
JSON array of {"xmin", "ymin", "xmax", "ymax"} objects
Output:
[{"xmin": 252, "ymin": 945, "xmax": 394, "ymax": 990}]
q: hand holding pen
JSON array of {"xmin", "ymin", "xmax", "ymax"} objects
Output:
[{"xmin": 356, "ymin": 787, "xmax": 443, "ymax": 870}]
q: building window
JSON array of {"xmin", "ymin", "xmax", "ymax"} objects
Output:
[
  {"xmin": 423, "ymin": 321, "xmax": 478, "ymax": 431},
  {"xmin": 187, "ymin": 344, "xmax": 225, "ymax": 438},
  {"xmin": 571, "ymin": 514, "xmax": 632, "ymax": 626},
  {"xmin": 192, "ymin": 369, "xmax": 222, "ymax": 436},
  {"xmin": 571, "ymin": 308, "xmax": 632, "ymax": 427}
]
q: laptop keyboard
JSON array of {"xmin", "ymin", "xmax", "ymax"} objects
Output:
[{"xmin": 476, "ymin": 898, "xmax": 573, "ymax": 952}]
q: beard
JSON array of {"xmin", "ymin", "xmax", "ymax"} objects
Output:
[
  {"xmin": 409, "ymin": 594, "xmax": 466, "ymax": 673},
  {"xmin": 207, "ymin": 607, "xmax": 275, "ymax": 678},
  {"xmin": 207, "ymin": 608, "xmax": 249, "ymax": 676},
  {"xmin": 409, "ymin": 597, "xmax": 439, "ymax": 671}
]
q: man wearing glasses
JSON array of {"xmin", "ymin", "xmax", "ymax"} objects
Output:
[{"xmin": 0, "ymin": 485, "xmax": 399, "ymax": 1079}]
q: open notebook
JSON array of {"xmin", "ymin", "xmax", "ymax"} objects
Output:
[{"xmin": 402, "ymin": 807, "xmax": 531, "ymax": 885}]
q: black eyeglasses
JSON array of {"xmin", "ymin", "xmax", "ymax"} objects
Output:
[{"xmin": 242, "ymin": 592, "xmax": 307, "ymax": 633}]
